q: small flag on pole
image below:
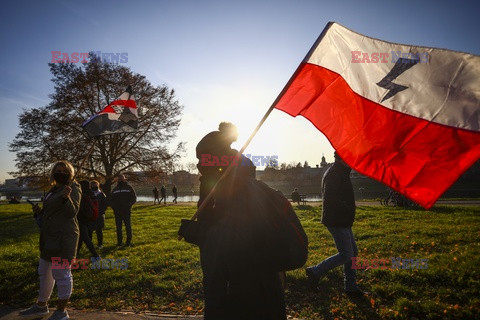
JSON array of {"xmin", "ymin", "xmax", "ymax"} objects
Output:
[
  {"xmin": 273, "ymin": 22, "xmax": 480, "ymax": 209},
  {"xmin": 82, "ymin": 86, "xmax": 138, "ymax": 137}
]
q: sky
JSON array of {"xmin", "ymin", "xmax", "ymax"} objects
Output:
[{"xmin": 0, "ymin": 0, "xmax": 479, "ymax": 183}]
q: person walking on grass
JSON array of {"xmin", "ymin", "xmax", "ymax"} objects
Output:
[
  {"xmin": 76, "ymin": 180, "xmax": 100, "ymax": 259},
  {"xmin": 153, "ymin": 186, "xmax": 160, "ymax": 205},
  {"xmin": 89, "ymin": 180, "xmax": 107, "ymax": 249},
  {"xmin": 172, "ymin": 184, "xmax": 178, "ymax": 204},
  {"xmin": 305, "ymin": 151, "xmax": 367, "ymax": 296},
  {"xmin": 110, "ymin": 174, "xmax": 137, "ymax": 247},
  {"xmin": 20, "ymin": 160, "xmax": 81, "ymax": 320},
  {"xmin": 160, "ymin": 185, "xmax": 167, "ymax": 204}
]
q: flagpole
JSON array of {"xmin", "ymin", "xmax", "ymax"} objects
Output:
[{"xmin": 183, "ymin": 23, "xmax": 335, "ymax": 226}]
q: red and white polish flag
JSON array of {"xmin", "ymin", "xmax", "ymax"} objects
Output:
[
  {"xmin": 274, "ymin": 22, "xmax": 480, "ymax": 209},
  {"xmin": 82, "ymin": 86, "xmax": 138, "ymax": 137}
]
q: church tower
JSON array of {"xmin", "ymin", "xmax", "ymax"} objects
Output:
[{"xmin": 320, "ymin": 153, "xmax": 327, "ymax": 167}]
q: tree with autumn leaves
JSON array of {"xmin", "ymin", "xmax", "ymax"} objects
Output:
[{"xmin": 9, "ymin": 53, "xmax": 184, "ymax": 194}]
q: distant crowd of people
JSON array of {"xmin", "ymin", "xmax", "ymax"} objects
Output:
[{"xmin": 152, "ymin": 184, "xmax": 177, "ymax": 205}]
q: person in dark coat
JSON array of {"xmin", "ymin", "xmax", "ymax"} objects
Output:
[
  {"xmin": 76, "ymin": 180, "xmax": 100, "ymax": 259},
  {"xmin": 20, "ymin": 160, "xmax": 81, "ymax": 320},
  {"xmin": 172, "ymin": 185, "xmax": 178, "ymax": 204},
  {"xmin": 180, "ymin": 123, "xmax": 287, "ymax": 320},
  {"xmin": 110, "ymin": 174, "xmax": 136, "ymax": 246},
  {"xmin": 160, "ymin": 185, "xmax": 167, "ymax": 204},
  {"xmin": 305, "ymin": 152, "xmax": 365, "ymax": 295},
  {"xmin": 291, "ymin": 188, "xmax": 301, "ymax": 205},
  {"xmin": 89, "ymin": 180, "xmax": 107, "ymax": 249},
  {"xmin": 152, "ymin": 186, "xmax": 160, "ymax": 205}
]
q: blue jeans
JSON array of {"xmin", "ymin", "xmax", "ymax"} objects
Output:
[{"xmin": 310, "ymin": 227, "xmax": 359, "ymax": 291}]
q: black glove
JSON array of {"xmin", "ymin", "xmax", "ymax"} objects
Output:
[{"xmin": 178, "ymin": 219, "xmax": 207, "ymax": 246}]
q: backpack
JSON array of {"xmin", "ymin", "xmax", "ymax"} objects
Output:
[
  {"xmin": 254, "ymin": 181, "xmax": 309, "ymax": 271},
  {"xmin": 214, "ymin": 178, "xmax": 308, "ymax": 273},
  {"xmin": 81, "ymin": 195, "xmax": 99, "ymax": 221}
]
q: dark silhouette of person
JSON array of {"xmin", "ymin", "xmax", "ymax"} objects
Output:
[
  {"xmin": 110, "ymin": 174, "xmax": 136, "ymax": 246},
  {"xmin": 76, "ymin": 180, "xmax": 100, "ymax": 259},
  {"xmin": 153, "ymin": 186, "xmax": 160, "ymax": 205},
  {"xmin": 172, "ymin": 185, "xmax": 178, "ymax": 204},
  {"xmin": 9, "ymin": 196, "xmax": 20, "ymax": 204},
  {"xmin": 89, "ymin": 180, "xmax": 107, "ymax": 249},
  {"xmin": 160, "ymin": 185, "xmax": 167, "ymax": 204},
  {"xmin": 291, "ymin": 188, "xmax": 301, "ymax": 205},
  {"xmin": 179, "ymin": 122, "xmax": 287, "ymax": 320},
  {"xmin": 305, "ymin": 152, "xmax": 366, "ymax": 296}
]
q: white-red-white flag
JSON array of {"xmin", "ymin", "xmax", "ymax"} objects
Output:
[
  {"xmin": 82, "ymin": 86, "xmax": 138, "ymax": 137},
  {"xmin": 274, "ymin": 22, "xmax": 480, "ymax": 209}
]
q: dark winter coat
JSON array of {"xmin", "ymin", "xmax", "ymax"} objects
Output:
[
  {"xmin": 197, "ymin": 167, "xmax": 288, "ymax": 320},
  {"xmin": 39, "ymin": 181, "xmax": 81, "ymax": 262},
  {"xmin": 182, "ymin": 132, "xmax": 290, "ymax": 319},
  {"xmin": 110, "ymin": 182, "xmax": 137, "ymax": 214},
  {"xmin": 77, "ymin": 189, "xmax": 96, "ymax": 225},
  {"xmin": 321, "ymin": 162, "xmax": 356, "ymax": 227}
]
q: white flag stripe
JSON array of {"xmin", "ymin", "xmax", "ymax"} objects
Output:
[{"xmin": 306, "ymin": 23, "xmax": 480, "ymax": 132}]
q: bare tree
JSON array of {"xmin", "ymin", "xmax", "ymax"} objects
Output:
[
  {"xmin": 10, "ymin": 53, "xmax": 184, "ymax": 194},
  {"xmin": 185, "ymin": 162, "xmax": 199, "ymax": 174}
]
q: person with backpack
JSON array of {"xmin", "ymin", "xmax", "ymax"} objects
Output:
[
  {"xmin": 89, "ymin": 180, "xmax": 107, "ymax": 249},
  {"xmin": 178, "ymin": 123, "xmax": 308, "ymax": 320},
  {"xmin": 76, "ymin": 180, "xmax": 100, "ymax": 259},
  {"xmin": 110, "ymin": 174, "xmax": 137, "ymax": 247}
]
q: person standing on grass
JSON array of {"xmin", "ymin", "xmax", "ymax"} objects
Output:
[
  {"xmin": 20, "ymin": 160, "xmax": 81, "ymax": 320},
  {"xmin": 90, "ymin": 180, "xmax": 107, "ymax": 249},
  {"xmin": 305, "ymin": 151, "xmax": 367, "ymax": 296},
  {"xmin": 110, "ymin": 174, "xmax": 137, "ymax": 247},
  {"xmin": 160, "ymin": 185, "xmax": 167, "ymax": 204}
]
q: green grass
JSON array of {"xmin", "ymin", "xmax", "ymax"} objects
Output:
[{"xmin": 1, "ymin": 203, "xmax": 479, "ymax": 319}]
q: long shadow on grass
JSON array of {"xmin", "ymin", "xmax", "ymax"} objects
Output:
[
  {"xmin": 286, "ymin": 274, "xmax": 383, "ymax": 320},
  {"xmin": 0, "ymin": 213, "xmax": 39, "ymax": 245}
]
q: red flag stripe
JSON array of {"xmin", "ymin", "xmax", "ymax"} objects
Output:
[{"xmin": 99, "ymin": 99, "xmax": 137, "ymax": 114}]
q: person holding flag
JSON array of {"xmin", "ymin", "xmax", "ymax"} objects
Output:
[{"xmin": 179, "ymin": 122, "xmax": 308, "ymax": 320}]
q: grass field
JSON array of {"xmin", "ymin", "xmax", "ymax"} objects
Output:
[{"xmin": 0, "ymin": 202, "xmax": 479, "ymax": 319}]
